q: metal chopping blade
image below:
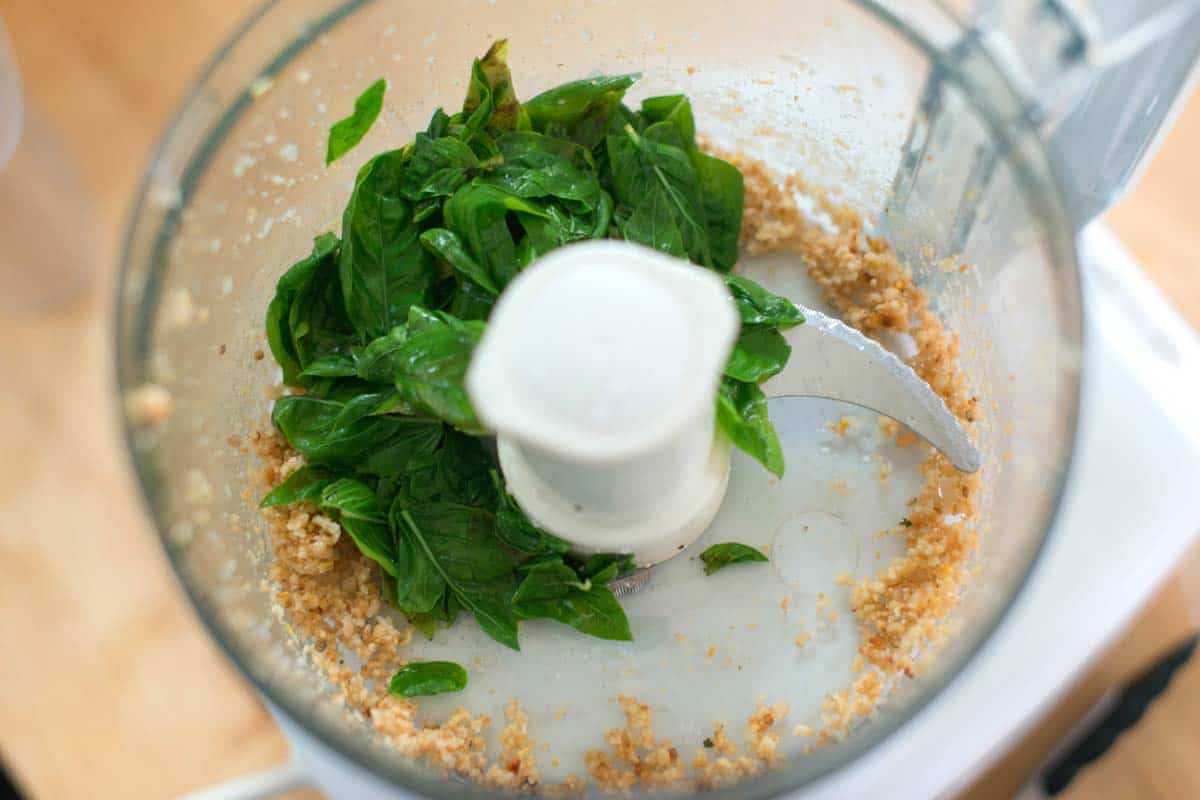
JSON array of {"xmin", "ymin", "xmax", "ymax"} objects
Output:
[{"xmin": 766, "ymin": 305, "xmax": 981, "ymax": 473}]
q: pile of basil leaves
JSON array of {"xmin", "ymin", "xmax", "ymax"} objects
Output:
[{"xmin": 262, "ymin": 42, "xmax": 802, "ymax": 680}]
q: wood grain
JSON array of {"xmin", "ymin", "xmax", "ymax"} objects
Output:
[{"xmin": 0, "ymin": 1, "xmax": 1195, "ymax": 798}]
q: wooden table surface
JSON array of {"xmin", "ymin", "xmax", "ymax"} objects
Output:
[{"xmin": 0, "ymin": 2, "xmax": 1196, "ymax": 798}]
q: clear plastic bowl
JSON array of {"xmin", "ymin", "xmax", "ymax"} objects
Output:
[{"xmin": 116, "ymin": 1, "xmax": 1081, "ymax": 796}]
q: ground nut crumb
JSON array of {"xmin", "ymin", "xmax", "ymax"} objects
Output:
[
  {"xmin": 486, "ymin": 701, "xmax": 541, "ymax": 790},
  {"xmin": 124, "ymin": 383, "xmax": 175, "ymax": 426},
  {"xmin": 585, "ymin": 696, "xmax": 685, "ymax": 792},
  {"xmin": 711, "ymin": 145, "xmax": 983, "ymax": 732},
  {"xmin": 250, "ymin": 142, "xmax": 983, "ymax": 793}
]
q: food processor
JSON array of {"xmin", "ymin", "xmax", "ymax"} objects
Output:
[{"xmin": 115, "ymin": 1, "xmax": 1200, "ymax": 797}]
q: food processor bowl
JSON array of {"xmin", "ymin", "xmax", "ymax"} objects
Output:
[{"xmin": 116, "ymin": 1, "xmax": 1082, "ymax": 796}]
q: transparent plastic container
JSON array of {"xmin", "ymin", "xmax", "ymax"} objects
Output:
[{"xmin": 116, "ymin": 1, "xmax": 1099, "ymax": 796}]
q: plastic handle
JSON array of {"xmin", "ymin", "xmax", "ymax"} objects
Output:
[{"xmin": 976, "ymin": 0, "xmax": 1200, "ymax": 226}]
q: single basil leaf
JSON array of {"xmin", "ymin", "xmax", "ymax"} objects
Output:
[
  {"xmin": 395, "ymin": 507, "xmax": 521, "ymax": 650},
  {"xmin": 699, "ymin": 542, "xmax": 769, "ymax": 575},
  {"xmin": 395, "ymin": 432, "xmax": 498, "ymax": 509},
  {"xmin": 513, "ymin": 560, "xmax": 591, "ymax": 601},
  {"xmin": 442, "ymin": 183, "xmax": 551, "ymax": 291},
  {"xmin": 386, "ymin": 307, "xmax": 485, "ymax": 433},
  {"xmin": 583, "ymin": 102, "xmax": 643, "ymax": 175},
  {"xmin": 272, "ymin": 395, "xmax": 444, "ymax": 475},
  {"xmin": 329, "ymin": 389, "xmax": 411, "ymax": 429},
  {"xmin": 580, "ymin": 553, "xmax": 637, "ymax": 585},
  {"xmin": 724, "ymin": 275, "xmax": 805, "ymax": 328},
  {"xmin": 400, "ymin": 134, "xmax": 478, "ymax": 202},
  {"xmin": 640, "ymin": 95, "xmax": 696, "ymax": 147},
  {"xmin": 392, "ymin": 504, "xmax": 448, "ymax": 615},
  {"xmin": 405, "ymin": 592, "xmax": 463, "ymax": 639},
  {"xmin": 259, "ymin": 466, "xmax": 335, "ymax": 508},
  {"xmin": 426, "ymin": 107, "xmax": 451, "ymax": 138},
  {"xmin": 326, "ymin": 78, "xmax": 386, "ymax": 165},
  {"xmin": 289, "ymin": 253, "xmax": 355, "ymax": 379},
  {"xmin": 448, "ymin": 278, "xmax": 496, "ymax": 321},
  {"xmin": 413, "ymin": 198, "xmax": 443, "ymax": 224},
  {"xmin": 266, "ymin": 233, "xmax": 341, "ymax": 386},
  {"xmin": 522, "ymin": 197, "xmax": 605, "ymax": 254},
  {"xmin": 608, "ymin": 124, "xmax": 711, "ymax": 267},
  {"xmin": 524, "ymin": 74, "xmax": 640, "ymax": 131},
  {"xmin": 618, "ymin": 183, "xmax": 685, "ymax": 259},
  {"xmin": 339, "ymin": 150, "xmax": 437, "ymax": 340},
  {"xmin": 485, "ymin": 132, "xmax": 601, "ymax": 211},
  {"xmin": 319, "ymin": 479, "xmax": 396, "ymax": 575},
  {"xmin": 388, "ymin": 661, "xmax": 468, "ymax": 697},
  {"xmin": 512, "ymin": 560, "xmax": 632, "ymax": 642},
  {"xmin": 493, "ymin": 478, "xmax": 573, "ymax": 556},
  {"xmin": 725, "ymin": 326, "xmax": 792, "ymax": 383},
  {"xmin": 591, "ymin": 190, "xmax": 615, "ymax": 238},
  {"xmin": 355, "ymin": 326, "xmax": 408, "ymax": 383},
  {"xmin": 420, "ymin": 228, "xmax": 499, "ymax": 294},
  {"xmin": 299, "ymin": 353, "xmax": 358, "ymax": 378},
  {"xmin": 691, "ymin": 151, "xmax": 744, "ymax": 271},
  {"xmin": 463, "ymin": 39, "xmax": 522, "ymax": 132},
  {"xmin": 715, "ymin": 378, "xmax": 784, "ymax": 477}
]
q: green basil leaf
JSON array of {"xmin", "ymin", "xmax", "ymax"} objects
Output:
[
  {"xmin": 691, "ymin": 151, "xmax": 744, "ymax": 271},
  {"xmin": 425, "ymin": 107, "xmax": 451, "ymax": 138},
  {"xmin": 395, "ymin": 432, "xmax": 498, "ymax": 509},
  {"xmin": 386, "ymin": 307, "xmax": 485, "ymax": 433},
  {"xmin": 400, "ymin": 134, "xmax": 478, "ymax": 202},
  {"xmin": 513, "ymin": 559, "xmax": 591, "ymax": 601},
  {"xmin": 698, "ymin": 542, "xmax": 769, "ymax": 575},
  {"xmin": 608, "ymin": 124, "xmax": 711, "ymax": 266},
  {"xmin": 265, "ymin": 233, "xmax": 341, "ymax": 387},
  {"xmin": 420, "ymin": 228, "xmax": 499, "ymax": 294},
  {"xmin": 724, "ymin": 275, "xmax": 805, "ymax": 328},
  {"xmin": 388, "ymin": 661, "xmax": 468, "ymax": 697},
  {"xmin": 580, "ymin": 553, "xmax": 637, "ymax": 585},
  {"xmin": 524, "ymin": 74, "xmax": 640, "ymax": 131},
  {"xmin": 320, "ymin": 478, "xmax": 396, "ymax": 575},
  {"xmin": 493, "ymin": 478, "xmax": 573, "ymax": 556},
  {"xmin": 462, "ymin": 40, "xmax": 523, "ymax": 132},
  {"xmin": 339, "ymin": 151, "xmax": 437, "ymax": 340},
  {"xmin": 392, "ymin": 511, "xmax": 448, "ymax": 615},
  {"xmin": 299, "ymin": 353, "xmax": 358, "ymax": 379},
  {"xmin": 442, "ymin": 183, "xmax": 551, "ymax": 291},
  {"xmin": 259, "ymin": 466, "xmax": 334, "ymax": 508},
  {"xmin": 354, "ymin": 326, "xmax": 409, "ymax": 383},
  {"xmin": 394, "ymin": 507, "xmax": 521, "ymax": 650},
  {"xmin": 512, "ymin": 560, "xmax": 632, "ymax": 642},
  {"xmin": 618, "ymin": 184, "xmax": 685, "ymax": 259},
  {"xmin": 715, "ymin": 378, "xmax": 784, "ymax": 477},
  {"xmin": 517, "ymin": 201, "xmax": 601, "ymax": 257},
  {"xmin": 272, "ymin": 395, "xmax": 443, "ymax": 475},
  {"xmin": 640, "ymin": 95, "xmax": 696, "ymax": 147},
  {"xmin": 404, "ymin": 592, "xmax": 463, "ymax": 639},
  {"xmin": 485, "ymin": 131, "xmax": 601, "ymax": 211},
  {"xmin": 724, "ymin": 326, "xmax": 792, "ymax": 383},
  {"xmin": 448, "ymin": 279, "xmax": 496, "ymax": 321},
  {"xmin": 326, "ymin": 78, "xmax": 386, "ymax": 165}
]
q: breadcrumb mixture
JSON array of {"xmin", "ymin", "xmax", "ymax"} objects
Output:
[
  {"xmin": 721, "ymin": 146, "xmax": 983, "ymax": 733},
  {"xmin": 249, "ymin": 146, "xmax": 982, "ymax": 791}
]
